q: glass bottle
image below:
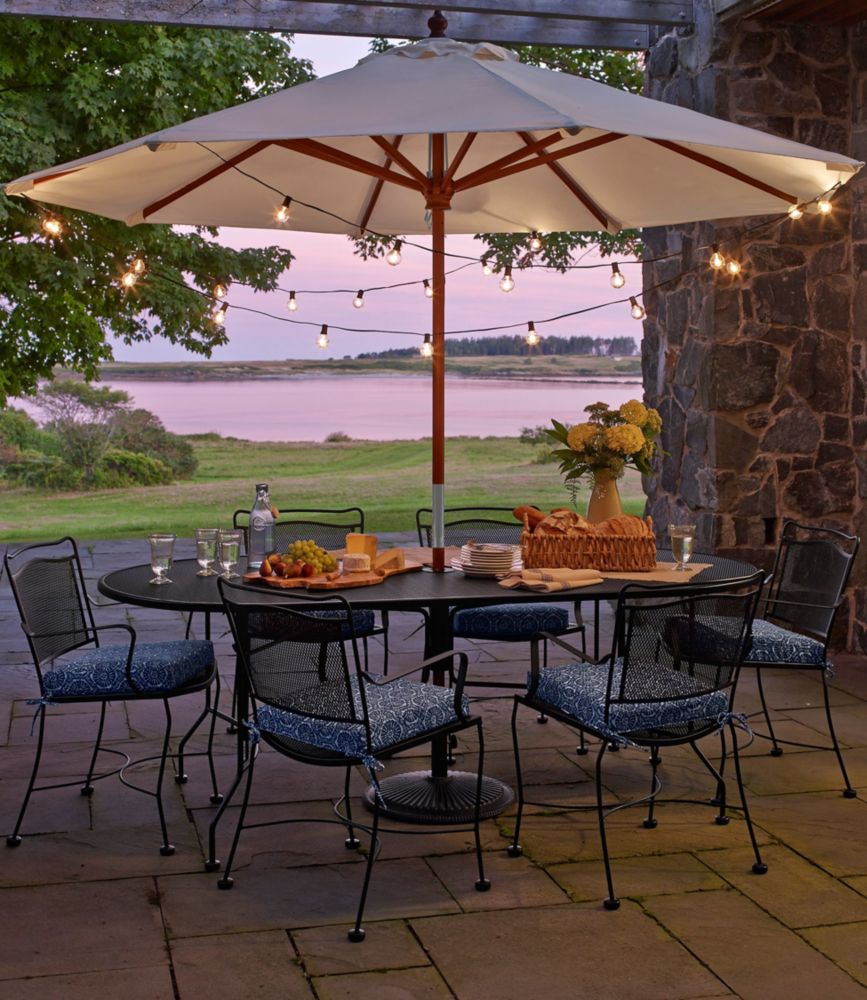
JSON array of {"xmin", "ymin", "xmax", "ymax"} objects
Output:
[{"xmin": 247, "ymin": 482, "xmax": 274, "ymax": 571}]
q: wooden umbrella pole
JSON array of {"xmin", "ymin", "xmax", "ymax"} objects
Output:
[{"xmin": 430, "ymin": 134, "xmax": 448, "ymax": 572}]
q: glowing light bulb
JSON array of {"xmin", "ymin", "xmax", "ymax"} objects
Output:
[
  {"xmin": 420, "ymin": 334, "xmax": 433, "ymax": 358},
  {"xmin": 726, "ymin": 258, "xmax": 742, "ymax": 276},
  {"xmin": 528, "ymin": 231, "xmax": 545, "ymax": 253},
  {"xmin": 213, "ymin": 282, "xmax": 227, "ymax": 300},
  {"xmin": 317, "ymin": 324, "xmax": 329, "ymax": 349},
  {"xmin": 353, "ymin": 290, "xmax": 365, "ymax": 309},
  {"xmin": 709, "ymin": 244, "xmax": 725, "ymax": 270},
  {"xmin": 482, "ymin": 261, "xmax": 494, "ymax": 276},
  {"xmin": 132, "ymin": 257, "xmax": 146, "ymax": 275},
  {"xmin": 788, "ymin": 204, "xmax": 803, "ymax": 220},
  {"xmin": 120, "ymin": 270, "xmax": 137, "ymax": 289},
  {"xmin": 817, "ymin": 198, "xmax": 832, "ymax": 215},
  {"xmin": 610, "ymin": 263, "xmax": 626, "ymax": 289},
  {"xmin": 275, "ymin": 196, "xmax": 292, "ymax": 224},
  {"xmin": 629, "ymin": 296, "xmax": 646, "ymax": 321},
  {"xmin": 212, "ymin": 302, "xmax": 229, "ymax": 326},
  {"xmin": 499, "ymin": 266, "xmax": 515, "ymax": 293},
  {"xmin": 423, "ymin": 279, "xmax": 434, "ymax": 298},
  {"xmin": 525, "ymin": 321, "xmax": 540, "ymax": 347},
  {"xmin": 287, "ymin": 291, "xmax": 298, "ymax": 312},
  {"xmin": 386, "ymin": 240, "xmax": 403, "ymax": 266},
  {"xmin": 41, "ymin": 215, "xmax": 63, "ymax": 238}
]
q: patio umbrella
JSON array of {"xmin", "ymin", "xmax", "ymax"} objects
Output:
[{"xmin": 8, "ymin": 12, "xmax": 861, "ymax": 570}]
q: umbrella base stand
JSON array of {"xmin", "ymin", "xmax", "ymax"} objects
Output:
[{"xmin": 362, "ymin": 770, "xmax": 514, "ymax": 824}]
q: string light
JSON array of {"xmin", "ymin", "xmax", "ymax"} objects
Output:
[
  {"xmin": 499, "ymin": 266, "xmax": 515, "ymax": 293},
  {"xmin": 120, "ymin": 269, "xmax": 138, "ymax": 290},
  {"xmin": 788, "ymin": 204, "xmax": 803, "ymax": 221},
  {"xmin": 629, "ymin": 296, "xmax": 646, "ymax": 321},
  {"xmin": 817, "ymin": 198, "xmax": 833, "ymax": 215},
  {"xmin": 709, "ymin": 244, "xmax": 725, "ymax": 270},
  {"xmin": 609, "ymin": 262, "xmax": 626, "ymax": 289},
  {"xmin": 725, "ymin": 258, "xmax": 742, "ymax": 276},
  {"xmin": 386, "ymin": 240, "xmax": 403, "ymax": 266},
  {"xmin": 274, "ymin": 196, "xmax": 292, "ymax": 224},
  {"xmin": 420, "ymin": 333, "xmax": 433, "ymax": 358},
  {"xmin": 353, "ymin": 289, "xmax": 365, "ymax": 309},
  {"xmin": 528, "ymin": 231, "xmax": 545, "ymax": 253},
  {"xmin": 423, "ymin": 279, "xmax": 434, "ymax": 298},
  {"xmin": 213, "ymin": 281, "xmax": 227, "ymax": 299},
  {"xmin": 482, "ymin": 261, "xmax": 494, "ymax": 276},
  {"xmin": 525, "ymin": 321, "xmax": 540, "ymax": 347},
  {"xmin": 131, "ymin": 257, "xmax": 147, "ymax": 276},
  {"xmin": 41, "ymin": 214, "xmax": 63, "ymax": 238},
  {"xmin": 211, "ymin": 302, "xmax": 229, "ymax": 325},
  {"xmin": 287, "ymin": 291, "xmax": 298, "ymax": 312},
  {"xmin": 316, "ymin": 324, "xmax": 329, "ymax": 349}
]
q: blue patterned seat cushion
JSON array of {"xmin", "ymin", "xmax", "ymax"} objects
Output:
[
  {"xmin": 248, "ymin": 608, "xmax": 376, "ymax": 639},
  {"xmin": 453, "ymin": 603, "xmax": 569, "ymax": 641},
  {"xmin": 744, "ymin": 619, "xmax": 825, "ymax": 666},
  {"xmin": 43, "ymin": 640, "xmax": 214, "ymax": 698},
  {"xmin": 255, "ymin": 676, "xmax": 469, "ymax": 759},
  {"xmin": 533, "ymin": 659, "xmax": 729, "ymax": 740}
]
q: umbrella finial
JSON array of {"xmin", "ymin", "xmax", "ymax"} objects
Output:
[{"xmin": 428, "ymin": 9, "xmax": 448, "ymax": 37}]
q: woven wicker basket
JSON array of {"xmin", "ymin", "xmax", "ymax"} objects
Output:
[{"xmin": 521, "ymin": 527, "xmax": 657, "ymax": 572}]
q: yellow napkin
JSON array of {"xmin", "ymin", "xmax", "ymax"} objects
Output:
[{"xmin": 499, "ymin": 568, "xmax": 604, "ymax": 592}]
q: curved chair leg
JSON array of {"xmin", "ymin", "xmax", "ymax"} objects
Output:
[
  {"xmin": 349, "ymin": 794, "xmax": 380, "ymax": 942},
  {"xmin": 690, "ymin": 739, "xmax": 728, "ymax": 825},
  {"xmin": 217, "ymin": 743, "xmax": 258, "ymax": 888},
  {"xmin": 206, "ymin": 672, "xmax": 223, "ymax": 804},
  {"xmin": 155, "ymin": 700, "xmax": 176, "ymax": 856},
  {"xmin": 381, "ymin": 610, "xmax": 390, "ymax": 677},
  {"xmin": 205, "ymin": 737, "xmax": 253, "ymax": 873},
  {"xmin": 508, "ymin": 698, "xmax": 526, "ymax": 858},
  {"xmin": 756, "ymin": 668, "xmax": 782, "ymax": 756},
  {"xmin": 820, "ymin": 670, "xmax": 856, "ymax": 797},
  {"xmin": 7, "ymin": 704, "xmax": 47, "ymax": 846},
  {"xmin": 473, "ymin": 719, "xmax": 491, "ymax": 892},
  {"xmin": 729, "ymin": 719, "xmax": 767, "ymax": 875},
  {"xmin": 643, "ymin": 746, "xmax": 661, "ymax": 829},
  {"xmin": 595, "ymin": 742, "xmax": 619, "ymax": 910},
  {"xmin": 712, "ymin": 726, "xmax": 728, "ymax": 805},
  {"xmin": 576, "ymin": 730, "xmax": 588, "ymax": 756},
  {"xmin": 343, "ymin": 766, "xmax": 361, "ymax": 849},
  {"xmin": 81, "ymin": 701, "xmax": 108, "ymax": 797}
]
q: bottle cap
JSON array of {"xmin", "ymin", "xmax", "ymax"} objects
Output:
[{"xmin": 255, "ymin": 483, "xmax": 269, "ymax": 492}]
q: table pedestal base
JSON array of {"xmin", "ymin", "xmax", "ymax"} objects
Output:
[{"xmin": 363, "ymin": 770, "xmax": 514, "ymax": 825}]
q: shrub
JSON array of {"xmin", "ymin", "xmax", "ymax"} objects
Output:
[
  {"xmin": 113, "ymin": 408, "xmax": 198, "ymax": 478},
  {"xmin": 2, "ymin": 449, "xmax": 82, "ymax": 489},
  {"xmin": 325, "ymin": 431, "xmax": 352, "ymax": 442},
  {"xmin": 92, "ymin": 449, "xmax": 174, "ymax": 488},
  {"xmin": 0, "ymin": 407, "xmax": 59, "ymax": 455}
]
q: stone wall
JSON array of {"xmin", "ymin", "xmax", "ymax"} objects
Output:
[{"xmin": 643, "ymin": 0, "xmax": 867, "ymax": 650}]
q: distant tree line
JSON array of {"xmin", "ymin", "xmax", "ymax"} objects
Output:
[{"xmin": 357, "ymin": 335, "xmax": 638, "ymax": 360}]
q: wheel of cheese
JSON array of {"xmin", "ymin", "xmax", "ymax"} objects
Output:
[{"xmin": 343, "ymin": 552, "xmax": 371, "ymax": 573}]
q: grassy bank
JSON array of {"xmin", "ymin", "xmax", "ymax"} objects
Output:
[{"xmin": 0, "ymin": 435, "xmax": 646, "ymax": 542}]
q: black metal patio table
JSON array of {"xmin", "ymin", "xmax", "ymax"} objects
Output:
[{"xmin": 99, "ymin": 550, "xmax": 756, "ymax": 825}]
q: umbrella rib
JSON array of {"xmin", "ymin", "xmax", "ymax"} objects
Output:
[
  {"xmin": 370, "ymin": 136, "xmax": 428, "ymax": 187},
  {"xmin": 648, "ymin": 138, "xmax": 798, "ymax": 204},
  {"xmin": 516, "ymin": 131, "xmax": 610, "ymax": 230},
  {"xmin": 276, "ymin": 139, "xmax": 424, "ymax": 193},
  {"xmin": 141, "ymin": 141, "xmax": 273, "ymax": 220},
  {"xmin": 356, "ymin": 135, "xmax": 403, "ymax": 236},
  {"xmin": 443, "ymin": 133, "xmax": 478, "ymax": 186},
  {"xmin": 452, "ymin": 130, "xmax": 565, "ymax": 191}
]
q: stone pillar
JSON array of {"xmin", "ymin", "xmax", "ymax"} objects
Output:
[{"xmin": 643, "ymin": 0, "xmax": 867, "ymax": 650}]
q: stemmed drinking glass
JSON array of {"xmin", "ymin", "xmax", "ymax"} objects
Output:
[
  {"xmin": 217, "ymin": 530, "xmax": 242, "ymax": 580},
  {"xmin": 195, "ymin": 528, "xmax": 219, "ymax": 577},
  {"xmin": 148, "ymin": 533, "xmax": 176, "ymax": 585},
  {"xmin": 668, "ymin": 522, "xmax": 696, "ymax": 572}
]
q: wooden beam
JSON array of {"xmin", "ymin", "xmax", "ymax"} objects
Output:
[
  {"xmin": 0, "ymin": 2, "xmax": 655, "ymax": 49},
  {"xmin": 713, "ymin": 0, "xmax": 780, "ymax": 20},
  {"xmin": 369, "ymin": 136, "xmax": 429, "ymax": 186},
  {"xmin": 275, "ymin": 138, "xmax": 426, "ymax": 193},
  {"xmin": 356, "ymin": 135, "xmax": 403, "ymax": 235},
  {"xmin": 516, "ymin": 130, "xmax": 609, "ymax": 229}
]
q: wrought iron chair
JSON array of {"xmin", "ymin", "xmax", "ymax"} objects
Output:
[
  {"xmin": 4, "ymin": 537, "xmax": 221, "ymax": 855},
  {"xmin": 742, "ymin": 520, "xmax": 860, "ymax": 796},
  {"xmin": 232, "ymin": 505, "xmax": 389, "ymax": 672},
  {"xmin": 210, "ymin": 580, "xmax": 489, "ymax": 942},
  {"xmin": 509, "ymin": 572, "xmax": 766, "ymax": 909},
  {"xmin": 415, "ymin": 506, "xmax": 585, "ymax": 695}
]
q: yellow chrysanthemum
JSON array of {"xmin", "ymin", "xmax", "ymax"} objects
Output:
[
  {"xmin": 603, "ymin": 423, "xmax": 645, "ymax": 455},
  {"xmin": 644, "ymin": 408, "xmax": 663, "ymax": 435},
  {"xmin": 619, "ymin": 399, "xmax": 649, "ymax": 427},
  {"xmin": 566, "ymin": 423, "xmax": 597, "ymax": 452}
]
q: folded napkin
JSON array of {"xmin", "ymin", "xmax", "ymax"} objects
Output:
[{"xmin": 499, "ymin": 568, "xmax": 604, "ymax": 592}]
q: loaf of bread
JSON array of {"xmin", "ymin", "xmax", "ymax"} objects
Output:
[
  {"xmin": 534, "ymin": 510, "xmax": 592, "ymax": 536},
  {"xmin": 513, "ymin": 504, "xmax": 546, "ymax": 528},
  {"xmin": 596, "ymin": 515, "xmax": 653, "ymax": 537}
]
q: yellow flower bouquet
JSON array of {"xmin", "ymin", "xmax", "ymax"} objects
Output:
[{"xmin": 547, "ymin": 399, "xmax": 662, "ymax": 490}]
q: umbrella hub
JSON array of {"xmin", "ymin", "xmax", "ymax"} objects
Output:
[{"xmin": 425, "ymin": 183, "xmax": 454, "ymax": 211}]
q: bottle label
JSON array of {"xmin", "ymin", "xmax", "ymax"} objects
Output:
[{"xmin": 251, "ymin": 514, "xmax": 269, "ymax": 531}]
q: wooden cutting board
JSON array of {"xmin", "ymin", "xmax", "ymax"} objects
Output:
[{"xmin": 243, "ymin": 558, "xmax": 423, "ymax": 591}]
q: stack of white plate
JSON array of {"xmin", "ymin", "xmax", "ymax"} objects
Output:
[{"xmin": 451, "ymin": 543, "xmax": 521, "ymax": 577}]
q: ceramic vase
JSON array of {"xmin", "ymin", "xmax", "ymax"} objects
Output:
[{"xmin": 586, "ymin": 471, "xmax": 623, "ymax": 523}]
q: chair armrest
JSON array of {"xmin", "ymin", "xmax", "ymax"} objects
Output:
[
  {"xmin": 94, "ymin": 624, "xmax": 140, "ymax": 692},
  {"xmin": 533, "ymin": 631, "xmax": 601, "ymax": 663},
  {"xmin": 761, "ymin": 596, "xmax": 840, "ymax": 613}
]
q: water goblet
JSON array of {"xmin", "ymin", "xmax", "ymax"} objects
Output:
[
  {"xmin": 148, "ymin": 533, "xmax": 176, "ymax": 585},
  {"xmin": 668, "ymin": 522, "xmax": 696, "ymax": 572},
  {"xmin": 218, "ymin": 530, "xmax": 242, "ymax": 580},
  {"xmin": 195, "ymin": 528, "xmax": 219, "ymax": 577}
]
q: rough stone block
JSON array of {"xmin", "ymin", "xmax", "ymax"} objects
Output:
[
  {"xmin": 700, "ymin": 342, "xmax": 780, "ymax": 410},
  {"xmin": 760, "ymin": 407, "xmax": 821, "ymax": 455}
]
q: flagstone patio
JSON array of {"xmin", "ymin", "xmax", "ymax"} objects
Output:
[{"xmin": 1, "ymin": 537, "xmax": 866, "ymax": 998}]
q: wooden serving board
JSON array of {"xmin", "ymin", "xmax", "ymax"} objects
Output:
[{"xmin": 243, "ymin": 558, "xmax": 423, "ymax": 591}]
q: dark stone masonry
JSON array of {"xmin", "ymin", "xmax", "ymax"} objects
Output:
[{"xmin": 643, "ymin": 0, "xmax": 867, "ymax": 651}]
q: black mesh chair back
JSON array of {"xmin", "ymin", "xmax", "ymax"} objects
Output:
[
  {"xmin": 234, "ymin": 506, "xmax": 364, "ymax": 554},
  {"xmin": 416, "ymin": 506, "xmax": 523, "ymax": 547},
  {"xmin": 763, "ymin": 521, "xmax": 858, "ymax": 641},
  {"xmin": 5, "ymin": 538, "xmax": 98, "ymax": 673}
]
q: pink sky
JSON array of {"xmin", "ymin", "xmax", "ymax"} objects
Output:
[{"xmin": 110, "ymin": 35, "xmax": 641, "ymax": 363}]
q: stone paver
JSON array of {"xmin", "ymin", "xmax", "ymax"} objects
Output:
[
  {"xmin": 0, "ymin": 966, "xmax": 175, "ymax": 1000},
  {"xmin": 549, "ymin": 851, "xmax": 725, "ymax": 903},
  {"xmin": 293, "ymin": 920, "xmax": 430, "ymax": 976},
  {"xmin": 800, "ymin": 922, "xmax": 867, "ymax": 987},
  {"xmin": 313, "ymin": 966, "xmax": 453, "ymax": 1000}
]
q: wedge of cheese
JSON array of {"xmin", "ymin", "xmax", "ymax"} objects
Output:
[
  {"xmin": 374, "ymin": 548, "xmax": 405, "ymax": 573},
  {"xmin": 346, "ymin": 533, "xmax": 378, "ymax": 562}
]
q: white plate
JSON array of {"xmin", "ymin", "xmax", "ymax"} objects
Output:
[{"xmin": 451, "ymin": 559, "xmax": 522, "ymax": 578}]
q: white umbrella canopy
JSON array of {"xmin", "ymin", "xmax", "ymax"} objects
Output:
[{"xmin": 8, "ymin": 22, "xmax": 861, "ymax": 569}]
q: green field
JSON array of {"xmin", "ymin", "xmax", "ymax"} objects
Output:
[{"xmin": 0, "ymin": 435, "xmax": 647, "ymax": 542}]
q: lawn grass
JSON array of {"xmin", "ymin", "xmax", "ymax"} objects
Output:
[{"xmin": 0, "ymin": 435, "xmax": 647, "ymax": 543}]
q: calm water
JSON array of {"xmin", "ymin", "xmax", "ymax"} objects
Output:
[{"xmin": 22, "ymin": 376, "xmax": 642, "ymax": 442}]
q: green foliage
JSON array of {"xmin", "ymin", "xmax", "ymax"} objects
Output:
[
  {"xmin": 2, "ymin": 449, "xmax": 81, "ymax": 489},
  {"xmin": 93, "ymin": 448, "xmax": 173, "ymax": 488},
  {"xmin": 34, "ymin": 380, "xmax": 129, "ymax": 477},
  {"xmin": 324, "ymin": 431, "xmax": 352, "ymax": 442},
  {"xmin": 358, "ymin": 334, "xmax": 637, "ymax": 359},
  {"xmin": 114, "ymin": 408, "xmax": 197, "ymax": 478},
  {"xmin": 0, "ymin": 406, "xmax": 58, "ymax": 454},
  {"xmin": 0, "ymin": 19, "xmax": 314, "ymax": 404}
]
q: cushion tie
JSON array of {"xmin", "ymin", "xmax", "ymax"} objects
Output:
[{"xmin": 25, "ymin": 696, "xmax": 57, "ymax": 735}]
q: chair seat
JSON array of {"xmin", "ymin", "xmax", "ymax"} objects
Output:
[
  {"xmin": 255, "ymin": 676, "xmax": 470, "ymax": 760},
  {"xmin": 249, "ymin": 608, "xmax": 376, "ymax": 639},
  {"xmin": 744, "ymin": 619, "xmax": 826, "ymax": 666},
  {"xmin": 43, "ymin": 640, "xmax": 214, "ymax": 698},
  {"xmin": 533, "ymin": 659, "xmax": 729, "ymax": 740},
  {"xmin": 453, "ymin": 603, "xmax": 569, "ymax": 641}
]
